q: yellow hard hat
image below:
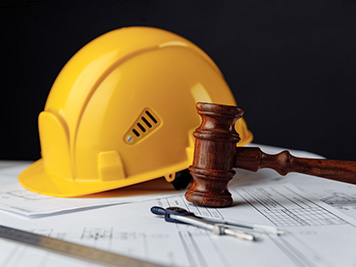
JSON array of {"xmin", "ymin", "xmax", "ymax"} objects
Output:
[{"xmin": 19, "ymin": 27, "xmax": 253, "ymax": 197}]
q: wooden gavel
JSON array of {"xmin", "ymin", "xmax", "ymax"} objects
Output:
[{"xmin": 185, "ymin": 102, "xmax": 356, "ymax": 207}]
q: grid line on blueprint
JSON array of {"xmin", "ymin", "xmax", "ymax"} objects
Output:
[
  {"xmin": 260, "ymin": 206, "xmax": 346, "ymax": 227},
  {"xmin": 236, "ymin": 186, "xmax": 348, "ymax": 227}
]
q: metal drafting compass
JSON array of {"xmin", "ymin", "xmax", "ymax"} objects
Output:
[{"xmin": 151, "ymin": 206, "xmax": 284, "ymax": 241}]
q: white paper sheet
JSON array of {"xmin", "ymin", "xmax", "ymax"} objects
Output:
[
  {"xmin": 0, "ymin": 164, "xmax": 184, "ymax": 216},
  {"xmin": 0, "ymin": 182, "xmax": 355, "ymax": 267}
]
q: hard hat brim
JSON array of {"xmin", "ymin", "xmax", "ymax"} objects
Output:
[{"xmin": 18, "ymin": 159, "xmax": 151, "ymax": 197}]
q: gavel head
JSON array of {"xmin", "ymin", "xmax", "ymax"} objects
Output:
[{"xmin": 185, "ymin": 102, "xmax": 244, "ymax": 207}]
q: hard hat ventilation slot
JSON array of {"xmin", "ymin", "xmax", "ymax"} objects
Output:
[
  {"xmin": 142, "ymin": 117, "xmax": 152, "ymax": 128},
  {"xmin": 137, "ymin": 123, "xmax": 146, "ymax": 132},
  {"xmin": 124, "ymin": 108, "xmax": 161, "ymax": 145},
  {"xmin": 132, "ymin": 129, "xmax": 140, "ymax": 137},
  {"xmin": 145, "ymin": 111, "xmax": 158, "ymax": 124}
]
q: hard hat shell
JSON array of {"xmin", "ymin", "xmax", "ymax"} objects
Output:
[{"xmin": 19, "ymin": 27, "xmax": 253, "ymax": 197}]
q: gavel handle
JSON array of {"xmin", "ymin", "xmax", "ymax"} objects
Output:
[{"xmin": 235, "ymin": 147, "xmax": 356, "ymax": 184}]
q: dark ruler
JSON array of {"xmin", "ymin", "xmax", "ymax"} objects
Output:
[{"xmin": 0, "ymin": 224, "xmax": 164, "ymax": 267}]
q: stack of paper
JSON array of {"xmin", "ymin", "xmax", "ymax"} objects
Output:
[{"xmin": 0, "ymin": 145, "xmax": 355, "ymax": 266}]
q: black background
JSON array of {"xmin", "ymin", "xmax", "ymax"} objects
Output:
[{"xmin": 1, "ymin": 0, "xmax": 356, "ymax": 161}]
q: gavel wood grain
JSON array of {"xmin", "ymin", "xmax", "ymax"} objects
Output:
[{"xmin": 185, "ymin": 102, "xmax": 356, "ymax": 208}]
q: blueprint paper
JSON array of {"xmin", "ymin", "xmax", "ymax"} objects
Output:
[
  {"xmin": 286, "ymin": 174, "xmax": 356, "ymax": 220},
  {"xmin": 0, "ymin": 183, "xmax": 356, "ymax": 267}
]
